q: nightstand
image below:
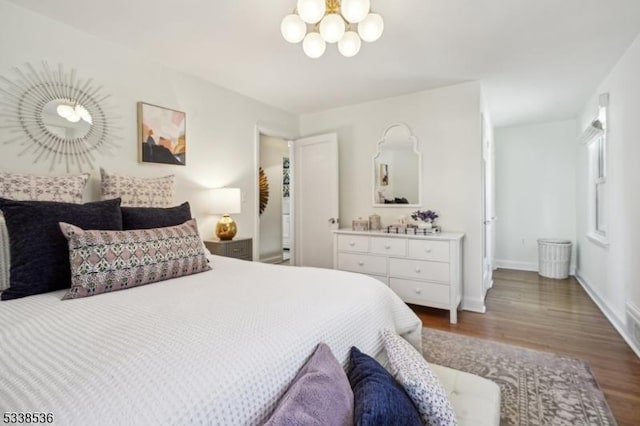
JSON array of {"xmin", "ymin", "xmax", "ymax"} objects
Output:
[{"xmin": 204, "ymin": 238, "xmax": 253, "ymax": 261}]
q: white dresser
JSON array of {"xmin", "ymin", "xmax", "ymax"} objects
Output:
[{"xmin": 333, "ymin": 230, "xmax": 464, "ymax": 323}]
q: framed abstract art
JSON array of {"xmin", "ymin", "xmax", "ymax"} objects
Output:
[{"xmin": 138, "ymin": 102, "xmax": 186, "ymax": 165}]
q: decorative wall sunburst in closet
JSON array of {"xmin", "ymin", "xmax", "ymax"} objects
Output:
[{"xmin": 259, "ymin": 167, "xmax": 269, "ymax": 215}]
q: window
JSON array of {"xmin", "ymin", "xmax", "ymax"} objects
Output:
[
  {"xmin": 590, "ymin": 134, "xmax": 607, "ymax": 235},
  {"xmin": 583, "ymin": 93, "xmax": 609, "ymax": 246}
]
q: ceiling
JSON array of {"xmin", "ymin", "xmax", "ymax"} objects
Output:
[{"xmin": 10, "ymin": 0, "xmax": 640, "ymax": 127}]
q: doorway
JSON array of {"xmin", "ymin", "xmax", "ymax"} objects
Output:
[
  {"xmin": 258, "ymin": 134, "xmax": 291, "ymax": 264},
  {"xmin": 254, "ymin": 128, "xmax": 340, "ymax": 268}
]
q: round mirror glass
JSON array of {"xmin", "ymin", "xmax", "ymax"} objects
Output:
[{"xmin": 42, "ymin": 99, "xmax": 93, "ymax": 139}]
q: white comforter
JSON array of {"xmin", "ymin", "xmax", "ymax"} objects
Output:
[{"xmin": 0, "ymin": 255, "xmax": 421, "ymax": 425}]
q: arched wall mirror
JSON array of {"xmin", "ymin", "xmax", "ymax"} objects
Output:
[
  {"xmin": 0, "ymin": 62, "xmax": 118, "ymax": 172},
  {"xmin": 372, "ymin": 123, "xmax": 422, "ymax": 207}
]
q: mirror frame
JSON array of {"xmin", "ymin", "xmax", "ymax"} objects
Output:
[
  {"xmin": 0, "ymin": 62, "xmax": 118, "ymax": 172},
  {"xmin": 372, "ymin": 123, "xmax": 422, "ymax": 208}
]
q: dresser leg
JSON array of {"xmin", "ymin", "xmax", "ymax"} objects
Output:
[{"xmin": 450, "ymin": 309, "xmax": 457, "ymax": 324}]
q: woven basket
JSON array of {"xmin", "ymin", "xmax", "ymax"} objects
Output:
[{"xmin": 538, "ymin": 239, "xmax": 572, "ymax": 279}]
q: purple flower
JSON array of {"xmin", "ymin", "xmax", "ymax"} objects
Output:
[{"xmin": 411, "ymin": 209, "xmax": 439, "ymax": 223}]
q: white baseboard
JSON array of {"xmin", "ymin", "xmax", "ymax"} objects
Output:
[
  {"xmin": 461, "ymin": 297, "xmax": 486, "ymax": 313},
  {"xmin": 494, "ymin": 259, "xmax": 576, "ymax": 275},
  {"xmin": 575, "ymin": 272, "xmax": 640, "ymax": 359},
  {"xmin": 494, "ymin": 259, "xmax": 537, "ymax": 271},
  {"xmin": 259, "ymin": 255, "xmax": 285, "ymax": 264}
]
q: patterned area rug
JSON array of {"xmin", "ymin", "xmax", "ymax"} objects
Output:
[{"xmin": 422, "ymin": 328, "xmax": 617, "ymax": 426}]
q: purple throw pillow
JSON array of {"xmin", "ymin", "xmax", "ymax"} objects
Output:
[{"xmin": 265, "ymin": 343, "xmax": 354, "ymax": 426}]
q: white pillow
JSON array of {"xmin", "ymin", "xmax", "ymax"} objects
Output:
[
  {"xmin": 100, "ymin": 168, "xmax": 174, "ymax": 207},
  {"xmin": 382, "ymin": 329, "xmax": 457, "ymax": 426},
  {"xmin": 0, "ymin": 172, "xmax": 90, "ymax": 292}
]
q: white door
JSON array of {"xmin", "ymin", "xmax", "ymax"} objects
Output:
[
  {"xmin": 481, "ymin": 115, "xmax": 495, "ymax": 294},
  {"xmin": 292, "ymin": 133, "xmax": 339, "ymax": 268}
]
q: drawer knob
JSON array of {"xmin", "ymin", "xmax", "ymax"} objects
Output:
[
  {"xmin": 349, "ymin": 241, "xmax": 356, "ymax": 247},
  {"xmin": 415, "ymin": 267, "xmax": 421, "ymax": 273},
  {"xmin": 384, "ymin": 244, "xmax": 391, "ymax": 249},
  {"xmin": 358, "ymin": 261, "xmax": 365, "ymax": 266},
  {"xmin": 414, "ymin": 288, "xmax": 422, "ymax": 294},
  {"xmin": 424, "ymin": 248, "xmax": 432, "ymax": 253}
]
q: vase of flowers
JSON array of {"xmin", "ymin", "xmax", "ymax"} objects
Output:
[{"xmin": 411, "ymin": 209, "xmax": 439, "ymax": 229}]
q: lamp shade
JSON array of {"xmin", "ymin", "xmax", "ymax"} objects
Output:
[{"xmin": 210, "ymin": 188, "xmax": 241, "ymax": 214}]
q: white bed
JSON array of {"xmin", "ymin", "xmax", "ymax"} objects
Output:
[{"xmin": 0, "ymin": 255, "xmax": 421, "ymax": 425}]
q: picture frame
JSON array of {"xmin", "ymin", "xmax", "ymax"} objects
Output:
[
  {"xmin": 380, "ymin": 163, "xmax": 389, "ymax": 186},
  {"xmin": 137, "ymin": 102, "xmax": 186, "ymax": 165}
]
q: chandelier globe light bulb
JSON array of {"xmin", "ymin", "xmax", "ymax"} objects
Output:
[
  {"xmin": 302, "ymin": 32, "xmax": 326, "ymax": 58},
  {"xmin": 296, "ymin": 0, "xmax": 326, "ymax": 24},
  {"xmin": 338, "ymin": 31, "xmax": 362, "ymax": 57},
  {"xmin": 319, "ymin": 13, "xmax": 345, "ymax": 43},
  {"xmin": 281, "ymin": 14, "xmax": 307, "ymax": 43},
  {"xmin": 341, "ymin": 0, "xmax": 370, "ymax": 23},
  {"xmin": 357, "ymin": 13, "xmax": 384, "ymax": 42}
]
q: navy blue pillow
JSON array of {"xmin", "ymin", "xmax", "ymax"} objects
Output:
[
  {"xmin": 121, "ymin": 202, "xmax": 191, "ymax": 230},
  {"xmin": 347, "ymin": 347, "xmax": 422, "ymax": 426},
  {"xmin": 0, "ymin": 198, "xmax": 123, "ymax": 300}
]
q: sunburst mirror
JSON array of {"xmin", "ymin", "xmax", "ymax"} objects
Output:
[
  {"xmin": 259, "ymin": 167, "xmax": 269, "ymax": 215},
  {"xmin": 0, "ymin": 62, "xmax": 119, "ymax": 172}
]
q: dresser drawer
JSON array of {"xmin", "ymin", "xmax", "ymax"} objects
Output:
[
  {"xmin": 204, "ymin": 238, "xmax": 253, "ymax": 261},
  {"xmin": 370, "ymin": 237, "xmax": 406, "ymax": 257},
  {"xmin": 390, "ymin": 278, "xmax": 450, "ymax": 306},
  {"xmin": 408, "ymin": 239, "xmax": 450, "ymax": 262},
  {"xmin": 337, "ymin": 235, "xmax": 369, "ymax": 253},
  {"xmin": 389, "ymin": 258, "xmax": 450, "ymax": 282},
  {"xmin": 337, "ymin": 253, "xmax": 386, "ymax": 275}
]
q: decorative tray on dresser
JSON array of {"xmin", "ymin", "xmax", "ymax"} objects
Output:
[{"xmin": 333, "ymin": 229, "xmax": 464, "ymax": 323}]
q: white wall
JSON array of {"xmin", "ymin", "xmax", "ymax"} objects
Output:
[
  {"xmin": 494, "ymin": 120, "xmax": 577, "ymax": 272},
  {"xmin": 259, "ymin": 135, "xmax": 288, "ymax": 262},
  {"xmin": 300, "ymin": 82, "xmax": 486, "ymax": 312},
  {"xmin": 0, "ymin": 0, "xmax": 298, "ymax": 246},
  {"xmin": 576, "ymin": 32, "xmax": 640, "ymax": 356}
]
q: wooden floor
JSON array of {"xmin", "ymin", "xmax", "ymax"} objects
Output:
[{"xmin": 411, "ymin": 269, "xmax": 640, "ymax": 426}]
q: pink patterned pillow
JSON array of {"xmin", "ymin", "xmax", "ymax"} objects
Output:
[
  {"xmin": 100, "ymin": 168, "xmax": 174, "ymax": 207},
  {"xmin": 0, "ymin": 172, "xmax": 89, "ymax": 203},
  {"xmin": 60, "ymin": 219, "xmax": 210, "ymax": 299}
]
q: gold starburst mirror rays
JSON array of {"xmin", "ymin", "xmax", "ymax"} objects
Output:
[
  {"xmin": 0, "ymin": 62, "xmax": 119, "ymax": 172},
  {"xmin": 259, "ymin": 167, "xmax": 270, "ymax": 215}
]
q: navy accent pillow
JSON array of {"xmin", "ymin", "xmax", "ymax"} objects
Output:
[
  {"xmin": 0, "ymin": 198, "xmax": 123, "ymax": 300},
  {"xmin": 347, "ymin": 347, "xmax": 422, "ymax": 426},
  {"xmin": 121, "ymin": 202, "xmax": 192, "ymax": 230}
]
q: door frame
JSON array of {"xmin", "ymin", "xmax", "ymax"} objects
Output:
[
  {"xmin": 254, "ymin": 124, "xmax": 297, "ymax": 263},
  {"xmin": 480, "ymin": 113, "xmax": 495, "ymax": 295}
]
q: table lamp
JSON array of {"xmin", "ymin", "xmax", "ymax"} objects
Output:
[{"xmin": 210, "ymin": 187, "xmax": 241, "ymax": 240}]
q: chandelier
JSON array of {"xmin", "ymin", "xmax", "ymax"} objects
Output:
[{"xmin": 281, "ymin": 0, "xmax": 384, "ymax": 58}]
